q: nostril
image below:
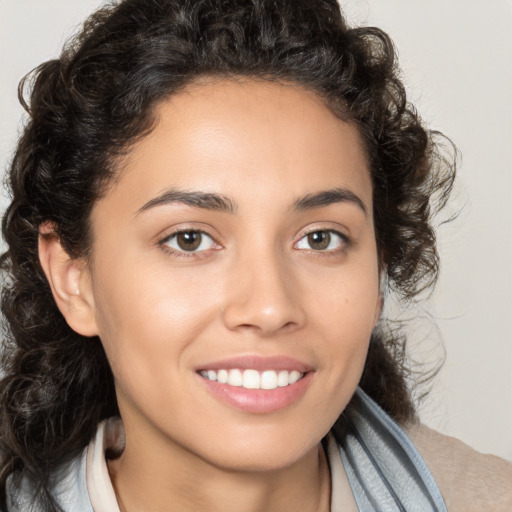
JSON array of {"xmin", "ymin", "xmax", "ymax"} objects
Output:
[{"xmin": 221, "ymin": 263, "xmax": 306, "ymax": 334}]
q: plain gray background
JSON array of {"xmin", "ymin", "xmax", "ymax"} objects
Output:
[{"xmin": 1, "ymin": 0, "xmax": 511, "ymax": 460}]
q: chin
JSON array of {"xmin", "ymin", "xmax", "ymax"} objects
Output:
[{"xmin": 195, "ymin": 425, "xmax": 323, "ymax": 473}]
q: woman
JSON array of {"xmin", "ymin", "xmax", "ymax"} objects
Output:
[{"xmin": 0, "ymin": 1, "xmax": 510, "ymax": 511}]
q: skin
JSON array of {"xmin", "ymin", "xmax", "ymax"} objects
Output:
[{"xmin": 40, "ymin": 79, "xmax": 381, "ymax": 512}]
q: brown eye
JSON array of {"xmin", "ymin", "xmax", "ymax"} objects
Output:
[
  {"xmin": 161, "ymin": 230, "xmax": 217, "ymax": 253},
  {"xmin": 307, "ymin": 231, "xmax": 331, "ymax": 250},
  {"xmin": 176, "ymin": 231, "xmax": 202, "ymax": 251},
  {"xmin": 295, "ymin": 230, "xmax": 346, "ymax": 251}
]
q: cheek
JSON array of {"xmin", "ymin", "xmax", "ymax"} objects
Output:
[
  {"xmin": 304, "ymin": 262, "xmax": 379, "ymax": 377},
  {"xmin": 90, "ymin": 255, "xmax": 228, "ymax": 377},
  {"xmin": 308, "ymin": 260, "xmax": 380, "ymax": 333}
]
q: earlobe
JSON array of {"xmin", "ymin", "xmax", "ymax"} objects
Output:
[{"xmin": 38, "ymin": 224, "xmax": 99, "ymax": 337}]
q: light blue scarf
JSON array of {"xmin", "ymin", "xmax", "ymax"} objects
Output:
[{"xmin": 334, "ymin": 388, "xmax": 447, "ymax": 511}]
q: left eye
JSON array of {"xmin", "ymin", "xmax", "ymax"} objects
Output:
[
  {"xmin": 295, "ymin": 230, "xmax": 346, "ymax": 251},
  {"xmin": 161, "ymin": 230, "xmax": 217, "ymax": 252}
]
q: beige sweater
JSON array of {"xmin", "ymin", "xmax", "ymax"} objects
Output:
[{"xmin": 405, "ymin": 423, "xmax": 512, "ymax": 511}]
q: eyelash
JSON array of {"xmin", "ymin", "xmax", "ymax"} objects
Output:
[
  {"xmin": 158, "ymin": 229, "xmax": 220, "ymax": 258},
  {"xmin": 157, "ymin": 228, "xmax": 350, "ymax": 258},
  {"xmin": 294, "ymin": 229, "xmax": 350, "ymax": 254}
]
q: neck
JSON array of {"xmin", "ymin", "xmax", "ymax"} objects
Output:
[{"xmin": 108, "ymin": 429, "xmax": 331, "ymax": 512}]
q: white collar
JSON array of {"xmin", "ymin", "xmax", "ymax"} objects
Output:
[{"xmin": 86, "ymin": 418, "xmax": 123, "ymax": 512}]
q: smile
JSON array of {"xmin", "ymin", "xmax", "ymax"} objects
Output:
[{"xmin": 199, "ymin": 369, "xmax": 304, "ymax": 390}]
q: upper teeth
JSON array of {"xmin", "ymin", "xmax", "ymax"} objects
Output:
[{"xmin": 200, "ymin": 369, "xmax": 304, "ymax": 390}]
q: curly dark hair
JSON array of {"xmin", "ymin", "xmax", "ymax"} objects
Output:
[{"xmin": 0, "ymin": 0, "xmax": 455, "ymax": 509}]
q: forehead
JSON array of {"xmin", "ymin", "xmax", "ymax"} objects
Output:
[{"xmin": 102, "ymin": 78, "xmax": 372, "ymax": 215}]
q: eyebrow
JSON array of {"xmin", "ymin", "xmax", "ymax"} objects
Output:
[
  {"xmin": 136, "ymin": 186, "xmax": 366, "ymax": 216},
  {"xmin": 136, "ymin": 189, "xmax": 238, "ymax": 215},
  {"xmin": 292, "ymin": 187, "xmax": 367, "ymax": 215}
]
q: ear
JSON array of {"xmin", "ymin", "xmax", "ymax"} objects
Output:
[{"xmin": 38, "ymin": 223, "xmax": 99, "ymax": 337}]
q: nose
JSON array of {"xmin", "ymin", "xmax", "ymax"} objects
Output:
[{"xmin": 221, "ymin": 249, "xmax": 306, "ymax": 336}]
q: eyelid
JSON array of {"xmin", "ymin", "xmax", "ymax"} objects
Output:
[
  {"xmin": 156, "ymin": 222, "xmax": 219, "ymax": 243},
  {"xmin": 293, "ymin": 227, "xmax": 350, "ymax": 252},
  {"xmin": 157, "ymin": 225, "xmax": 222, "ymax": 257}
]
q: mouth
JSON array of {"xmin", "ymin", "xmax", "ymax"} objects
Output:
[
  {"xmin": 196, "ymin": 356, "xmax": 313, "ymax": 413},
  {"xmin": 199, "ymin": 368, "xmax": 305, "ymax": 390}
]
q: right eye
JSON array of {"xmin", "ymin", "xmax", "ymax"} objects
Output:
[{"xmin": 160, "ymin": 230, "xmax": 218, "ymax": 253}]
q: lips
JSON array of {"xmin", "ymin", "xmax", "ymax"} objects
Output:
[
  {"xmin": 196, "ymin": 354, "xmax": 312, "ymax": 373},
  {"xmin": 196, "ymin": 355, "xmax": 314, "ymax": 413}
]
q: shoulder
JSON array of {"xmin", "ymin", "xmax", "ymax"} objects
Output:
[{"xmin": 404, "ymin": 422, "xmax": 512, "ymax": 512}]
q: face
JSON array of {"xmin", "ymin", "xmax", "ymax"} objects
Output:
[{"xmin": 82, "ymin": 79, "xmax": 381, "ymax": 471}]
